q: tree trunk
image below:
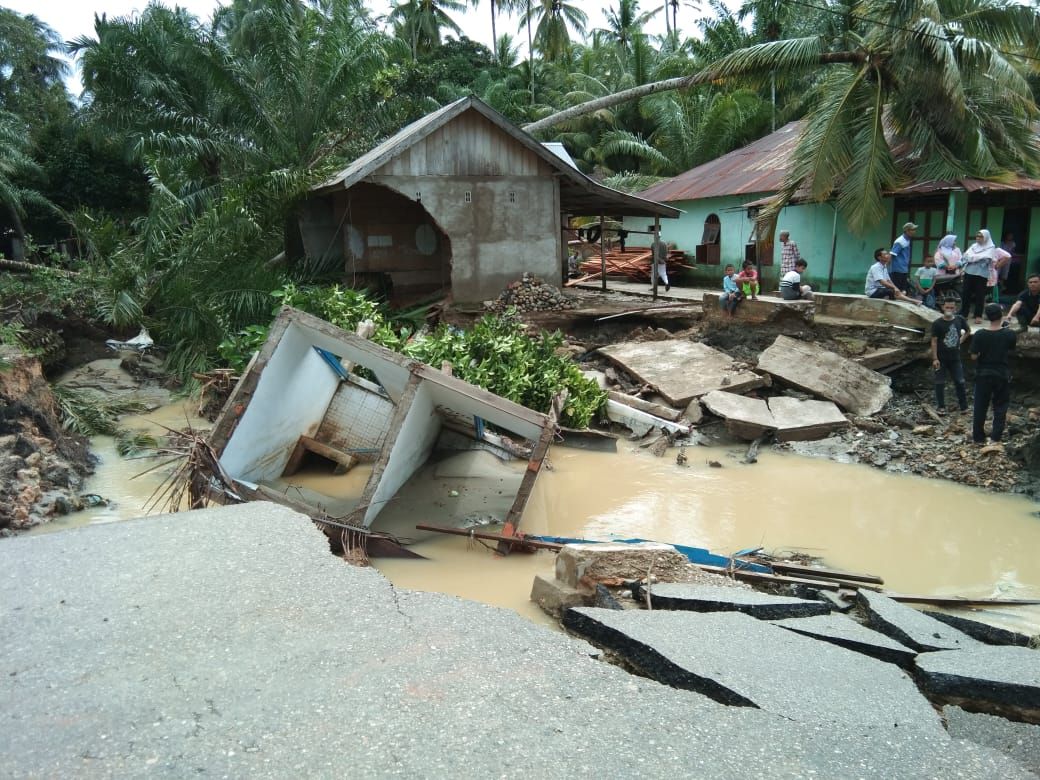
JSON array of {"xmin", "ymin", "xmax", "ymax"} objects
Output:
[
  {"xmin": 522, "ymin": 51, "xmax": 866, "ymax": 134},
  {"xmin": 490, "ymin": 0, "xmax": 498, "ymax": 61},
  {"xmin": 6, "ymin": 202, "xmax": 26, "ymax": 246},
  {"xmin": 526, "ymin": 2, "xmax": 535, "ymax": 103}
]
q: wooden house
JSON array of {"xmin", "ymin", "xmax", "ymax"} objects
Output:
[{"xmin": 301, "ymin": 97, "xmax": 678, "ymax": 303}]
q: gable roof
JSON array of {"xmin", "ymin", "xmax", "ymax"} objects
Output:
[
  {"xmin": 640, "ymin": 120, "xmax": 1040, "ymax": 204},
  {"xmin": 639, "ymin": 123, "xmax": 802, "ymax": 203},
  {"xmin": 314, "ymin": 96, "xmax": 679, "ymax": 218}
]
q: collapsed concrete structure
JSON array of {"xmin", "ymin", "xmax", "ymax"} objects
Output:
[{"xmin": 209, "ymin": 308, "xmax": 554, "ymax": 538}]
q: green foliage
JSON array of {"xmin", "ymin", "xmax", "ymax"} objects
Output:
[
  {"xmin": 217, "ymin": 325, "xmax": 270, "ymax": 373},
  {"xmin": 51, "ymin": 384, "xmax": 146, "ymax": 436},
  {"xmin": 273, "ymin": 282, "xmax": 407, "ymax": 351},
  {"xmin": 114, "ymin": 430, "xmax": 159, "ymax": 457},
  {"xmin": 403, "ymin": 313, "xmax": 605, "ymax": 427}
]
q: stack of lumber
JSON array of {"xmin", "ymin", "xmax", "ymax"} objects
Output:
[{"xmin": 574, "ymin": 247, "xmax": 686, "ymax": 284}]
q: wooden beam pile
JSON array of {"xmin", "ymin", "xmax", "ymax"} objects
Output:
[{"xmin": 576, "ymin": 247, "xmax": 686, "ymax": 283}]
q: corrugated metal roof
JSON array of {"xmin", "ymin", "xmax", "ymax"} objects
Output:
[
  {"xmin": 638, "ymin": 122, "xmax": 802, "ymax": 203},
  {"xmin": 645, "ymin": 121, "xmax": 1040, "ymax": 205},
  {"xmin": 896, "ymin": 176, "xmax": 1040, "ymax": 195},
  {"xmin": 541, "ymin": 141, "xmax": 579, "ymax": 170},
  {"xmin": 314, "ymin": 96, "xmax": 679, "ymax": 218}
]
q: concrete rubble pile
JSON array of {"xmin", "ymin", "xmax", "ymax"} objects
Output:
[{"xmin": 486, "ymin": 273, "xmax": 578, "ymax": 313}]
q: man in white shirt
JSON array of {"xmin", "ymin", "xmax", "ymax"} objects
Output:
[
  {"xmin": 865, "ymin": 248, "xmax": 920, "ymax": 303},
  {"xmin": 780, "ymin": 259, "xmax": 813, "ymax": 300}
]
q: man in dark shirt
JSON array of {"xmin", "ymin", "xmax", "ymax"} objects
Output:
[
  {"xmin": 970, "ymin": 303, "xmax": 1017, "ymax": 444},
  {"xmin": 1004, "ymin": 274, "xmax": 1040, "ymax": 329},
  {"xmin": 930, "ymin": 299, "xmax": 969, "ymax": 413}
]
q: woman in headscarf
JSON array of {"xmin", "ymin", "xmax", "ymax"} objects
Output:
[
  {"xmin": 933, "ymin": 234, "xmax": 962, "ymax": 272},
  {"xmin": 960, "ymin": 229, "xmax": 997, "ymax": 323}
]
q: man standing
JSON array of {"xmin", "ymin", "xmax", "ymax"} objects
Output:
[
  {"xmin": 651, "ymin": 234, "xmax": 670, "ymax": 292},
  {"xmin": 865, "ymin": 248, "xmax": 921, "ymax": 303},
  {"xmin": 890, "ymin": 222, "xmax": 917, "ymax": 294},
  {"xmin": 930, "ymin": 299, "xmax": 969, "ymax": 414},
  {"xmin": 1004, "ymin": 273, "xmax": 1040, "ymax": 330},
  {"xmin": 970, "ymin": 302, "xmax": 1017, "ymax": 444},
  {"xmin": 779, "ymin": 230, "xmax": 801, "ymax": 275}
]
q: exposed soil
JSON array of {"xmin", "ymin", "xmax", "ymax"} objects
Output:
[{"xmin": 0, "ymin": 348, "xmax": 93, "ymax": 531}]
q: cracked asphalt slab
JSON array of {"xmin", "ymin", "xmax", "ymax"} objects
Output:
[{"xmin": 0, "ymin": 503, "xmax": 1034, "ymax": 778}]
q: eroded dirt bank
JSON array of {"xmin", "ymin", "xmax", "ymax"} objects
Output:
[{"xmin": 0, "ymin": 349, "xmax": 92, "ymax": 530}]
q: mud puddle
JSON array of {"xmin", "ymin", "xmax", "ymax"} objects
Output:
[
  {"xmin": 24, "ymin": 400, "xmax": 208, "ymax": 535},
  {"xmin": 376, "ymin": 442, "xmax": 1040, "ymax": 635}
]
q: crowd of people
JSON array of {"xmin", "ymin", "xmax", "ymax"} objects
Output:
[{"xmin": 715, "ymin": 225, "xmax": 1033, "ymax": 448}]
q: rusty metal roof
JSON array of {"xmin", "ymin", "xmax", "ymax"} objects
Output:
[
  {"xmin": 644, "ymin": 120, "xmax": 1040, "ymax": 204},
  {"xmin": 315, "ymin": 96, "xmax": 679, "ymax": 218},
  {"xmin": 638, "ymin": 122, "xmax": 802, "ymax": 203},
  {"xmin": 896, "ymin": 176, "xmax": 1040, "ymax": 195}
]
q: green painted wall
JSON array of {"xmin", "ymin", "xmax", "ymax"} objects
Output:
[
  {"xmin": 627, "ymin": 193, "xmax": 1040, "ymax": 293},
  {"xmin": 626, "ymin": 196, "xmax": 893, "ymax": 294}
]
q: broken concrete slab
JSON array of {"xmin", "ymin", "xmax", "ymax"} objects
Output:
[
  {"xmin": 531, "ymin": 573, "xmax": 588, "ymax": 618},
  {"xmin": 701, "ymin": 390, "xmax": 775, "ymax": 440},
  {"xmin": 858, "ymin": 590, "xmax": 978, "ymax": 652},
  {"xmin": 701, "ymin": 292, "xmax": 815, "ymax": 324},
  {"xmin": 699, "ymin": 391, "xmax": 849, "ymax": 443},
  {"xmin": 632, "ymin": 582, "xmax": 831, "ymax": 619},
  {"xmin": 855, "ymin": 347, "xmax": 918, "ymax": 373},
  {"xmin": 563, "ymin": 608, "xmax": 943, "ymax": 733},
  {"xmin": 767, "ymin": 395, "xmax": 849, "ymax": 442},
  {"xmin": 555, "ymin": 542, "xmax": 688, "ymax": 589},
  {"xmin": 597, "ymin": 340, "xmax": 767, "ymax": 407},
  {"xmin": 773, "ymin": 614, "xmax": 917, "ymax": 667},
  {"xmin": 606, "ymin": 389, "xmax": 682, "ymax": 421},
  {"xmin": 757, "ymin": 335, "xmax": 892, "ymax": 416},
  {"xmin": 917, "ymin": 646, "xmax": 1040, "ymax": 724},
  {"xmin": 814, "ymin": 292, "xmax": 940, "ymax": 329},
  {"xmin": 923, "ymin": 611, "xmax": 1037, "ymax": 647},
  {"xmin": 605, "ymin": 399, "xmax": 689, "ymax": 437}
]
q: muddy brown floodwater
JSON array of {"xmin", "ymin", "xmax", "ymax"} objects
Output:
[{"xmin": 39, "ymin": 401, "xmax": 1040, "ymax": 634}]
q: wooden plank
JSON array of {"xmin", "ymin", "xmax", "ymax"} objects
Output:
[
  {"xmin": 416, "ymin": 523, "xmax": 561, "ymax": 551},
  {"xmin": 496, "ymin": 391, "xmax": 562, "ymax": 554},
  {"xmin": 758, "ymin": 561, "xmax": 884, "ymax": 585}
]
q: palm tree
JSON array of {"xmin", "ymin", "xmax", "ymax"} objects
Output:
[
  {"xmin": 599, "ymin": 0, "xmax": 656, "ymax": 54},
  {"xmin": 389, "ymin": 0, "xmax": 467, "ymax": 60},
  {"xmin": 0, "ymin": 111, "xmax": 58, "ymax": 243},
  {"xmin": 519, "ymin": 0, "xmax": 588, "ymax": 62},
  {"xmin": 70, "ymin": 0, "xmax": 392, "ymax": 370},
  {"xmin": 0, "ymin": 10, "xmax": 69, "ymax": 124},
  {"xmin": 526, "ymin": 0, "xmax": 1040, "ymax": 234}
]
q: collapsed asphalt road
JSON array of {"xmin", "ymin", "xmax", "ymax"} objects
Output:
[{"xmin": 0, "ymin": 502, "xmax": 1035, "ymax": 778}]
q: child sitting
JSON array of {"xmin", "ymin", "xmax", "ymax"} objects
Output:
[
  {"xmin": 721, "ymin": 264, "xmax": 742, "ymax": 316},
  {"xmin": 914, "ymin": 254, "xmax": 939, "ymax": 309},
  {"xmin": 735, "ymin": 260, "xmax": 760, "ymax": 300}
]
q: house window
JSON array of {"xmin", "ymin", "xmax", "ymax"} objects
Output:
[
  {"xmin": 464, "ymin": 190, "xmax": 472, "ymax": 203},
  {"xmin": 696, "ymin": 213, "xmax": 721, "ymax": 265},
  {"xmin": 367, "ymin": 234, "xmax": 392, "ymax": 248},
  {"xmin": 508, "ymin": 191, "xmax": 516, "ymax": 204}
]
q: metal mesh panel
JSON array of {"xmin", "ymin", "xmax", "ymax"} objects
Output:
[{"xmin": 315, "ymin": 381, "xmax": 394, "ymax": 461}]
